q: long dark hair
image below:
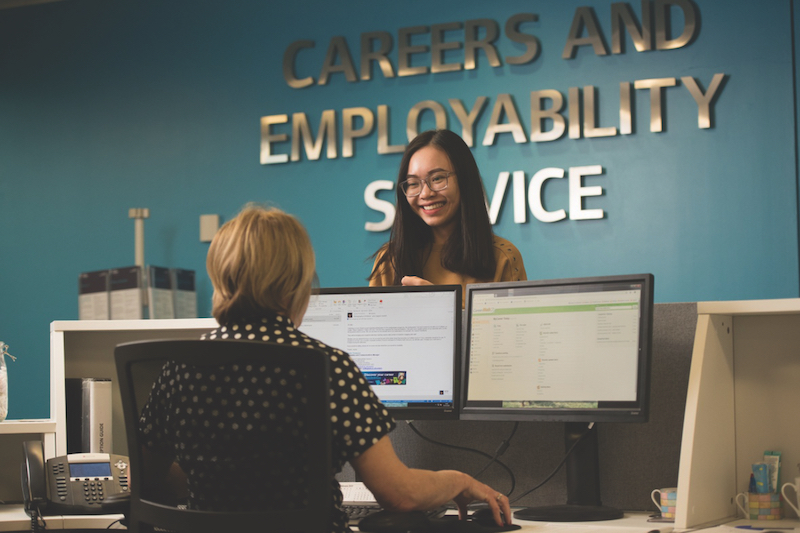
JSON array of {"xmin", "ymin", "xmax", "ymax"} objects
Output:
[{"xmin": 369, "ymin": 130, "xmax": 496, "ymax": 284}]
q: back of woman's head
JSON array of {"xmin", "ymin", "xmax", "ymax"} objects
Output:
[{"xmin": 207, "ymin": 204, "xmax": 315, "ymax": 326}]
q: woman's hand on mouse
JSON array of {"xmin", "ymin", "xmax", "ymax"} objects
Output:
[
  {"xmin": 352, "ymin": 438, "xmax": 510, "ymax": 524},
  {"xmin": 453, "ymin": 479, "xmax": 512, "ymax": 525},
  {"xmin": 401, "ymin": 276, "xmax": 433, "ymax": 286}
]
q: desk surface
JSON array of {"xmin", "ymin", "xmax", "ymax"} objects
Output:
[
  {"xmin": 443, "ymin": 511, "xmax": 800, "ymax": 533},
  {"xmin": 351, "ymin": 510, "xmax": 672, "ymax": 533},
  {"xmin": 509, "ymin": 515, "xmax": 800, "ymax": 533},
  {"xmin": 2, "ymin": 506, "xmax": 796, "ymax": 532},
  {"xmin": 0, "ymin": 504, "xmax": 124, "ymax": 532},
  {"xmin": 510, "ymin": 512, "xmax": 667, "ymax": 532},
  {"xmin": 480, "ymin": 512, "xmax": 671, "ymax": 532},
  {"xmin": 698, "ymin": 518, "xmax": 800, "ymax": 532}
]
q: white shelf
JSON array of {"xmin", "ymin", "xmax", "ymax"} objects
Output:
[
  {"xmin": 0, "ymin": 419, "xmax": 56, "ymax": 435},
  {"xmin": 0, "ymin": 419, "xmax": 57, "ymax": 462},
  {"xmin": 51, "ymin": 318, "xmax": 217, "ymax": 332},
  {"xmin": 0, "ymin": 504, "xmax": 32, "ymax": 532},
  {"xmin": 697, "ymin": 297, "xmax": 800, "ymax": 316},
  {"xmin": 675, "ymin": 299, "xmax": 800, "ymax": 529},
  {"xmin": 0, "ymin": 504, "xmax": 125, "ymax": 532},
  {"xmin": 50, "ymin": 318, "xmax": 218, "ymax": 457}
]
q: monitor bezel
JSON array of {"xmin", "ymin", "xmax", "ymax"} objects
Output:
[
  {"xmin": 308, "ymin": 284, "xmax": 462, "ymax": 421},
  {"xmin": 460, "ymin": 274, "xmax": 654, "ymax": 423}
]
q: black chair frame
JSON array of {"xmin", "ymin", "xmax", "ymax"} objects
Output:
[{"xmin": 114, "ymin": 339, "xmax": 332, "ymax": 533}]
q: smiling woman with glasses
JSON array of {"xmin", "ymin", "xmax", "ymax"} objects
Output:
[{"xmin": 368, "ymin": 130, "xmax": 527, "ymax": 305}]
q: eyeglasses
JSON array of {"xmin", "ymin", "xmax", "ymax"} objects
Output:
[{"xmin": 400, "ymin": 172, "xmax": 453, "ymax": 197}]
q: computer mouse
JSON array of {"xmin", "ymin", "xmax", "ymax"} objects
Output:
[
  {"xmin": 357, "ymin": 510, "xmax": 434, "ymax": 533},
  {"xmin": 470, "ymin": 507, "xmax": 507, "ymax": 527}
]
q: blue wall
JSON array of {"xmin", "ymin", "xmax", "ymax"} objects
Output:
[{"xmin": 1, "ymin": 0, "xmax": 799, "ymax": 418}]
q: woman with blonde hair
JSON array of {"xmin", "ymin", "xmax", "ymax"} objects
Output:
[{"xmin": 139, "ymin": 204, "xmax": 512, "ymax": 533}]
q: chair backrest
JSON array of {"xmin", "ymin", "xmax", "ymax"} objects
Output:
[{"xmin": 115, "ymin": 339, "xmax": 331, "ymax": 533}]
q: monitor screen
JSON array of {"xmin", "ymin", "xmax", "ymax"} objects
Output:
[
  {"xmin": 461, "ymin": 274, "xmax": 654, "ymax": 522},
  {"xmin": 299, "ymin": 285, "xmax": 462, "ymax": 420},
  {"xmin": 462, "ymin": 274, "xmax": 653, "ymax": 423}
]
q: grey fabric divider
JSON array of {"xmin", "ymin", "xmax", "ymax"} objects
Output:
[{"xmin": 338, "ymin": 302, "xmax": 697, "ymax": 513}]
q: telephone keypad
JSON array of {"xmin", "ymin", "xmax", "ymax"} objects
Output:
[{"xmin": 79, "ymin": 480, "xmax": 108, "ymax": 503}]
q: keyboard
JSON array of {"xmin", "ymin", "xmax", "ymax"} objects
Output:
[
  {"xmin": 340, "ymin": 482, "xmax": 449, "ymax": 525},
  {"xmin": 343, "ymin": 503, "xmax": 382, "ymax": 524},
  {"xmin": 343, "ymin": 503, "xmax": 448, "ymax": 525}
]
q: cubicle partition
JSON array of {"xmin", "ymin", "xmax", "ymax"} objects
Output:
[
  {"xmin": 47, "ymin": 304, "xmax": 698, "ymax": 514},
  {"xmin": 5, "ymin": 300, "xmax": 796, "ymax": 531}
]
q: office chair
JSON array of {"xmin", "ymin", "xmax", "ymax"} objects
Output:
[{"xmin": 111, "ymin": 339, "xmax": 332, "ymax": 533}]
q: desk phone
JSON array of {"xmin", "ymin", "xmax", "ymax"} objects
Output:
[{"xmin": 21, "ymin": 440, "xmax": 129, "ymax": 516}]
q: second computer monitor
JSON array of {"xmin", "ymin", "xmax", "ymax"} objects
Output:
[
  {"xmin": 300, "ymin": 285, "xmax": 462, "ymax": 420},
  {"xmin": 461, "ymin": 274, "xmax": 653, "ymax": 423},
  {"xmin": 461, "ymin": 274, "xmax": 654, "ymax": 522}
]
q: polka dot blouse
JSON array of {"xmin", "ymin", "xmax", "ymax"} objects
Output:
[{"xmin": 139, "ymin": 312, "xmax": 396, "ymax": 533}]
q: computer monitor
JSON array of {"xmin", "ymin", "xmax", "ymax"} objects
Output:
[
  {"xmin": 461, "ymin": 274, "xmax": 654, "ymax": 522},
  {"xmin": 300, "ymin": 285, "xmax": 462, "ymax": 420}
]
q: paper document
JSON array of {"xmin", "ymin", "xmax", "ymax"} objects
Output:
[{"xmin": 341, "ymin": 482, "xmax": 377, "ymax": 503}]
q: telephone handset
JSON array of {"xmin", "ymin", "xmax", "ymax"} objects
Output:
[{"xmin": 21, "ymin": 440, "xmax": 130, "ymax": 516}]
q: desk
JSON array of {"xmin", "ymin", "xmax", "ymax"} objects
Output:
[
  {"xmin": 1, "ymin": 303, "xmax": 793, "ymax": 531},
  {"xmin": 1, "ymin": 509, "xmax": 795, "ymax": 533},
  {"xmin": 432, "ymin": 511, "xmax": 799, "ymax": 533},
  {"xmin": 0, "ymin": 504, "xmax": 124, "ymax": 531},
  {"xmin": 503, "ymin": 512, "xmax": 671, "ymax": 532},
  {"xmin": 354, "ymin": 511, "xmax": 675, "ymax": 532},
  {"xmin": 692, "ymin": 518, "xmax": 800, "ymax": 533},
  {"xmin": 0, "ymin": 508, "xmax": 666, "ymax": 533}
]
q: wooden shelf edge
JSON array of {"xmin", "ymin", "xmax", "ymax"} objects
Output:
[
  {"xmin": 51, "ymin": 318, "xmax": 218, "ymax": 333},
  {"xmin": 697, "ymin": 298, "xmax": 800, "ymax": 316},
  {"xmin": 0, "ymin": 419, "xmax": 56, "ymax": 434}
]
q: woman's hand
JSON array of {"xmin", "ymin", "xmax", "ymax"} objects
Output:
[
  {"xmin": 452, "ymin": 478, "xmax": 512, "ymax": 525},
  {"xmin": 353, "ymin": 436, "xmax": 512, "ymax": 526},
  {"xmin": 401, "ymin": 276, "xmax": 433, "ymax": 286}
]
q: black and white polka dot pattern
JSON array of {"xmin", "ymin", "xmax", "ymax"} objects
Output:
[{"xmin": 139, "ymin": 313, "xmax": 395, "ymax": 532}]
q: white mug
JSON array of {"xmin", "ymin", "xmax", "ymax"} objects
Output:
[
  {"xmin": 782, "ymin": 477, "xmax": 800, "ymax": 517},
  {"xmin": 651, "ymin": 487, "xmax": 678, "ymax": 518},
  {"xmin": 735, "ymin": 492, "xmax": 751, "ymax": 518}
]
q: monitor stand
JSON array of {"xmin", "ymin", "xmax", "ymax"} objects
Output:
[{"xmin": 513, "ymin": 422, "xmax": 623, "ymax": 522}]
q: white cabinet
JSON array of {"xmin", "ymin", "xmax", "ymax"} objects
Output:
[
  {"xmin": 0, "ymin": 320, "xmax": 218, "ymax": 530},
  {"xmin": 676, "ymin": 298, "xmax": 800, "ymax": 530},
  {"xmin": 50, "ymin": 319, "xmax": 218, "ymax": 457}
]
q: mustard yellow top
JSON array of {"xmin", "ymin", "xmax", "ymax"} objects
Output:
[{"xmin": 369, "ymin": 236, "xmax": 527, "ymax": 306}]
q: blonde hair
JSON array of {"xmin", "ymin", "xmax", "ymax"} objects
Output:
[{"xmin": 207, "ymin": 204, "xmax": 316, "ymax": 326}]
